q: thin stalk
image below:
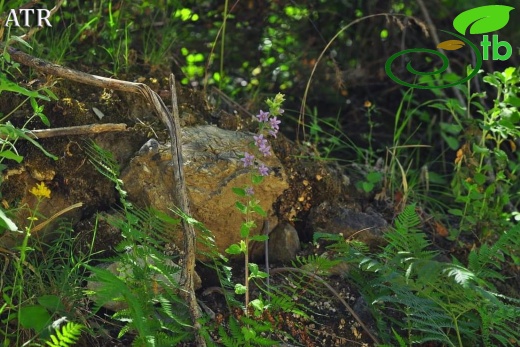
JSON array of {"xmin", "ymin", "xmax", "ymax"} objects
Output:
[{"xmin": 219, "ymin": 0, "xmax": 229, "ymax": 91}]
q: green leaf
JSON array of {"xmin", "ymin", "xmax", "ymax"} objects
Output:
[
  {"xmin": 249, "ymin": 298, "xmax": 267, "ymax": 313},
  {"xmin": 9, "ymin": 35, "xmax": 33, "ymax": 50},
  {"xmin": 250, "ymin": 270, "xmax": 268, "ymax": 279},
  {"xmin": 473, "ymin": 172, "xmax": 486, "ymax": 185},
  {"xmin": 18, "ymin": 305, "xmax": 51, "ymax": 332},
  {"xmin": 0, "ymin": 73, "xmax": 49, "ymax": 100},
  {"xmin": 441, "ymin": 133, "xmax": 459, "ymax": 150},
  {"xmin": 252, "ymin": 205, "xmax": 267, "ymax": 217},
  {"xmin": 30, "ymin": 98, "xmax": 50, "ymax": 126},
  {"xmin": 448, "ymin": 208, "xmax": 464, "ymax": 216},
  {"xmin": 0, "ymin": 150, "xmax": 23, "ymax": 163},
  {"xmin": 366, "ymin": 171, "xmax": 382, "ymax": 183},
  {"xmin": 235, "ymin": 201, "xmax": 247, "ymax": 214},
  {"xmin": 361, "ymin": 182, "xmax": 374, "ymax": 192},
  {"xmin": 242, "ymin": 326, "xmax": 256, "ymax": 341},
  {"xmin": 483, "ymin": 74, "xmax": 501, "ymax": 88},
  {"xmin": 504, "ymin": 95, "xmax": 520, "ymax": 107},
  {"xmin": 37, "ymin": 295, "xmax": 66, "ymax": 313},
  {"xmin": 440, "ymin": 122, "xmax": 462, "ymax": 135},
  {"xmin": 240, "ymin": 223, "xmax": 251, "ymax": 238},
  {"xmin": 453, "ymin": 5, "xmax": 514, "ymax": 35},
  {"xmin": 472, "ymin": 143, "xmax": 490, "ymax": 154},
  {"xmin": 225, "ymin": 244, "xmax": 242, "ymax": 255},
  {"xmin": 249, "ymin": 234, "xmax": 268, "ymax": 242},
  {"xmin": 0, "ymin": 208, "xmax": 18, "ymax": 231},
  {"xmin": 251, "ymin": 174, "xmax": 264, "ymax": 185},
  {"xmin": 232, "ymin": 187, "xmax": 246, "ymax": 197},
  {"xmin": 234, "ymin": 283, "xmax": 246, "ymax": 294}
]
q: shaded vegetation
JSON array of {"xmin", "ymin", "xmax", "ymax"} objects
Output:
[{"xmin": 1, "ymin": 0, "xmax": 519, "ymax": 346}]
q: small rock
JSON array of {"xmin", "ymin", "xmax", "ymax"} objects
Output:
[
  {"xmin": 268, "ymin": 223, "xmax": 301, "ymax": 263},
  {"xmin": 307, "ymin": 201, "xmax": 388, "ymax": 250}
]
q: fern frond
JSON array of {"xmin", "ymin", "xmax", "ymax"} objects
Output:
[
  {"xmin": 45, "ymin": 321, "xmax": 84, "ymax": 347},
  {"xmin": 384, "ymin": 204, "xmax": 438, "ymax": 262}
]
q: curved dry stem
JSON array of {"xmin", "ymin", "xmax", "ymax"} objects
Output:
[
  {"xmin": 298, "ymin": 13, "xmax": 422, "ymax": 142},
  {"xmin": 270, "ymin": 266, "xmax": 381, "ymax": 345}
]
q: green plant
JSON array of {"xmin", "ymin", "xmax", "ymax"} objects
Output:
[
  {"xmin": 219, "ymin": 94, "xmax": 285, "ymax": 346},
  {"xmin": 45, "ymin": 321, "xmax": 84, "ymax": 347},
  {"xmin": 1, "ymin": 183, "xmax": 91, "ymax": 346},
  {"xmin": 320, "ymin": 204, "xmax": 520, "ymax": 346},
  {"xmin": 84, "ymin": 140, "xmax": 192, "ymax": 346},
  {"xmin": 225, "ymin": 93, "xmax": 283, "ymax": 308},
  {"xmin": 447, "ymin": 67, "xmax": 520, "ymax": 239},
  {"xmin": 291, "ymin": 106, "xmax": 367, "ymax": 164},
  {"xmin": 0, "ymin": 30, "xmax": 58, "ymax": 232}
]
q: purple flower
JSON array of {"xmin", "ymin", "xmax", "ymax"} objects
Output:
[
  {"xmin": 241, "ymin": 152, "xmax": 255, "ymax": 167},
  {"xmin": 246, "ymin": 186, "xmax": 254, "ymax": 195},
  {"xmin": 268, "ymin": 129, "xmax": 278, "ymax": 138},
  {"xmin": 269, "ymin": 116, "xmax": 281, "ymax": 131},
  {"xmin": 258, "ymin": 164, "xmax": 269, "ymax": 176},
  {"xmin": 259, "ymin": 144, "xmax": 271, "ymax": 157},
  {"xmin": 256, "ymin": 110, "xmax": 270, "ymax": 122},
  {"xmin": 253, "ymin": 134, "xmax": 267, "ymax": 148}
]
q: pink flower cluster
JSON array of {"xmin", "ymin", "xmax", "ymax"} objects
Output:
[{"xmin": 241, "ymin": 108, "xmax": 284, "ymax": 177}]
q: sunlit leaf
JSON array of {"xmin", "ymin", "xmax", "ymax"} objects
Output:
[{"xmin": 225, "ymin": 244, "xmax": 242, "ymax": 255}]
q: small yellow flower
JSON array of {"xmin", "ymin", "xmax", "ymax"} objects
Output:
[
  {"xmin": 364, "ymin": 100, "xmax": 372, "ymax": 108},
  {"xmin": 30, "ymin": 182, "xmax": 51, "ymax": 199}
]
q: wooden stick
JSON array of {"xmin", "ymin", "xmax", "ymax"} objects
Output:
[
  {"xmin": 168, "ymin": 74, "xmax": 205, "ymax": 345},
  {"xmin": 0, "ymin": 123, "xmax": 127, "ymax": 140}
]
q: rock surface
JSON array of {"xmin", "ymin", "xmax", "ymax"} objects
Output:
[
  {"xmin": 120, "ymin": 125, "xmax": 289, "ymax": 258},
  {"xmin": 307, "ymin": 200, "xmax": 389, "ymax": 250},
  {"xmin": 268, "ymin": 223, "xmax": 301, "ymax": 263}
]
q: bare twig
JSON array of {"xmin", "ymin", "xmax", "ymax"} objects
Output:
[{"xmin": 0, "ymin": 123, "xmax": 127, "ymax": 140}]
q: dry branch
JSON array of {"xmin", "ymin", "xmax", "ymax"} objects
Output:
[{"xmin": 0, "ymin": 123, "xmax": 127, "ymax": 140}]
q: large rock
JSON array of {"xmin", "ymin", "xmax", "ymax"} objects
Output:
[{"xmin": 120, "ymin": 125, "xmax": 289, "ymax": 258}]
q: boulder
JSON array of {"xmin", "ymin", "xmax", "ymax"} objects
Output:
[{"xmin": 120, "ymin": 125, "xmax": 289, "ymax": 258}]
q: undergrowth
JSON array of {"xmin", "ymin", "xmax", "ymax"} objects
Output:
[{"xmin": 317, "ymin": 204, "xmax": 520, "ymax": 347}]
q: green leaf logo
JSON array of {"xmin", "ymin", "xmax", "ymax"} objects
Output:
[{"xmin": 453, "ymin": 5, "xmax": 514, "ymax": 35}]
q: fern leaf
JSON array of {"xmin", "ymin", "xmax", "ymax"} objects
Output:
[{"xmin": 45, "ymin": 321, "xmax": 84, "ymax": 347}]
